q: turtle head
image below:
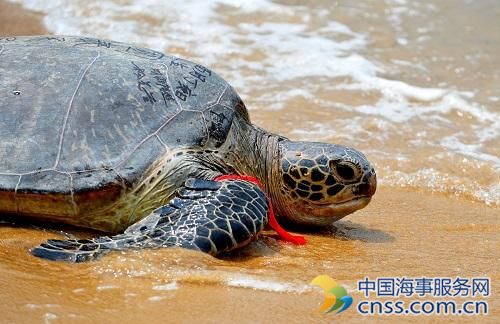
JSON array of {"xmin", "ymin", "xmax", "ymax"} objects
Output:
[{"xmin": 274, "ymin": 141, "xmax": 376, "ymax": 227}]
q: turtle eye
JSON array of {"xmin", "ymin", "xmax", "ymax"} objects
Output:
[
  {"xmin": 337, "ymin": 163, "xmax": 355, "ymax": 180},
  {"xmin": 330, "ymin": 161, "xmax": 359, "ymax": 183}
]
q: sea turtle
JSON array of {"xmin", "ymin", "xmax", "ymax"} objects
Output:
[{"xmin": 0, "ymin": 36, "xmax": 376, "ymax": 262}]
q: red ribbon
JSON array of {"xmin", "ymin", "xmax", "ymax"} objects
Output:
[{"xmin": 214, "ymin": 174, "xmax": 306, "ymax": 245}]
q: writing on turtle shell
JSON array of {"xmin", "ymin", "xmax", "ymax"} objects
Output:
[
  {"xmin": 125, "ymin": 46, "xmax": 165, "ymax": 60},
  {"xmin": 151, "ymin": 68, "xmax": 175, "ymax": 107},
  {"xmin": 170, "ymin": 59, "xmax": 212, "ymax": 101},
  {"xmin": 169, "ymin": 59, "xmax": 189, "ymax": 70},
  {"xmin": 46, "ymin": 37, "xmax": 66, "ymax": 42},
  {"xmin": 131, "ymin": 61, "xmax": 175, "ymax": 107},
  {"xmin": 209, "ymin": 110, "xmax": 229, "ymax": 143},
  {"xmin": 132, "ymin": 62, "xmax": 157, "ymax": 104},
  {"xmin": 75, "ymin": 37, "xmax": 112, "ymax": 48},
  {"xmin": 73, "ymin": 37, "xmax": 164, "ymax": 60}
]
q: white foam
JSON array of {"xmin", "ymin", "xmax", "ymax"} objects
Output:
[
  {"xmin": 96, "ymin": 284, "xmax": 119, "ymax": 291},
  {"xmin": 152, "ymin": 282, "xmax": 178, "ymax": 291},
  {"xmin": 381, "ymin": 168, "xmax": 500, "ymax": 206},
  {"xmin": 43, "ymin": 313, "xmax": 57, "ymax": 324},
  {"xmin": 148, "ymin": 296, "xmax": 166, "ymax": 302},
  {"xmin": 441, "ymin": 135, "xmax": 500, "ymax": 166},
  {"xmin": 333, "ymin": 90, "xmax": 493, "ymax": 124},
  {"xmin": 72, "ymin": 288, "xmax": 85, "ymax": 293},
  {"xmin": 225, "ymin": 275, "xmax": 311, "ymax": 293}
]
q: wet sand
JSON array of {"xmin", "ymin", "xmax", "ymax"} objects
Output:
[
  {"xmin": 0, "ymin": 1, "xmax": 498, "ymax": 323},
  {"xmin": 1, "ymin": 188, "xmax": 498, "ymax": 323},
  {"xmin": 0, "ymin": 0, "xmax": 47, "ymax": 36}
]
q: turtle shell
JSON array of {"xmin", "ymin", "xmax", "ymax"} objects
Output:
[{"xmin": 0, "ymin": 36, "xmax": 248, "ymax": 225}]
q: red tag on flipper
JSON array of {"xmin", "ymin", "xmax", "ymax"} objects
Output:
[{"xmin": 214, "ymin": 174, "xmax": 307, "ymax": 245}]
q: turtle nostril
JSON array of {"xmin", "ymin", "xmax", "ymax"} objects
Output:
[{"xmin": 336, "ymin": 163, "xmax": 355, "ymax": 181}]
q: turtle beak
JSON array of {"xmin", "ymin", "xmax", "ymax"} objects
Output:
[
  {"xmin": 360, "ymin": 171, "xmax": 377, "ymax": 197},
  {"xmin": 287, "ymin": 196, "xmax": 372, "ymax": 227},
  {"xmin": 369, "ymin": 172, "xmax": 377, "ymax": 195}
]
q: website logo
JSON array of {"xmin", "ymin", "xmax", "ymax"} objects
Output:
[{"xmin": 311, "ymin": 275, "xmax": 353, "ymax": 314}]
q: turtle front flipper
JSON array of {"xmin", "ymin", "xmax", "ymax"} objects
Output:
[{"xmin": 31, "ymin": 178, "xmax": 269, "ymax": 262}]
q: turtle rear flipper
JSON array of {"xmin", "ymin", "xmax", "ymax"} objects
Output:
[
  {"xmin": 31, "ymin": 237, "xmax": 115, "ymax": 262},
  {"xmin": 31, "ymin": 178, "xmax": 269, "ymax": 262}
]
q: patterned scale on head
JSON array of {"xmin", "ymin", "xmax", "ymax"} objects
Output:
[{"xmin": 275, "ymin": 141, "xmax": 377, "ymax": 227}]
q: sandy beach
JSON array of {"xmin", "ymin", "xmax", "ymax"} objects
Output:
[
  {"xmin": 0, "ymin": 1, "xmax": 498, "ymax": 323},
  {"xmin": 0, "ymin": 0, "xmax": 46, "ymax": 36}
]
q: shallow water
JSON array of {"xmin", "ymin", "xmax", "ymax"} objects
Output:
[{"xmin": 1, "ymin": 0, "xmax": 500, "ymax": 322}]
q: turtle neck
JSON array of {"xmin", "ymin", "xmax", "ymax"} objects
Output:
[{"xmin": 218, "ymin": 114, "xmax": 283, "ymax": 199}]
